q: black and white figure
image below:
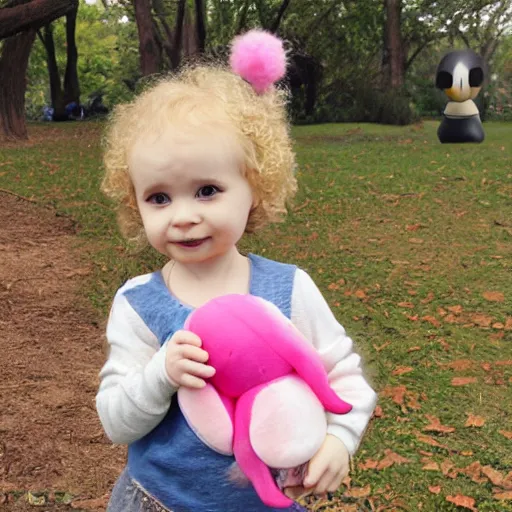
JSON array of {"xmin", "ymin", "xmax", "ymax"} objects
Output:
[{"xmin": 435, "ymin": 50, "xmax": 486, "ymax": 143}]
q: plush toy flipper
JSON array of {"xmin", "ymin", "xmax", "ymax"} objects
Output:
[
  {"xmin": 178, "ymin": 384, "xmax": 235, "ymax": 456},
  {"xmin": 233, "ymin": 384, "xmax": 294, "ymax": 508},
  {"xmin": 254, "ymin": 298, "xmax": 352, "ymax": 414},
  {"xmin": 250, "ymin": 375, "xmax": 327, "ymax": 468}
]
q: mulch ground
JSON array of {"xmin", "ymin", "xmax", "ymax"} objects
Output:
[{"xmin": 0, "ymin": 192, "xmax": 125, "ymax": 511}]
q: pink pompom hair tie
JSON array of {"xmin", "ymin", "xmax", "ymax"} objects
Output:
[{"xmin": 229, "ymin": 29, "xmax": 287, "ymax": 95}]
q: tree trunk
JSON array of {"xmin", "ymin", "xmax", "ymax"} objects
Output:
[
  {"xmin": 382, "ymin": 0, "xmax": 404, "ymax": 89},
  {"xmin": 63, "ymin": 3, "xmax": 80, "ymax": 107},
  {"xmin": 194, "ymin": 0, "xmax": 206, "ymax": 54},
  {"xmin": 0, "ymin": 0, "xmax": 77, "ymax": 40},
  {"xmin": 170, "ymin": 0, "xmax": 185, "ymax": 69},
  {"xmin": 133, "ymin": 0, "xmax": 161, "ymax": 76},
  {"xmin": 39, "ymin": 25, "xmax": 66, "ymax": 120},
  {"xmin": 0, "ymin": 30, "xmax": 36, "ymax": 140},
  {"xmin": 182, "ymin": 3, "xmax": 198, "ymax": 59}
]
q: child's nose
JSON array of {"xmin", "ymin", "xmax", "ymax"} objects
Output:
[{"xmin": 171, "ymin": 201, "xmax": 201, "ymax": 227}]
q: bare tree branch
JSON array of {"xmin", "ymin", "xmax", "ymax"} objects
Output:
[
  {"xmin": 235, "ymin": 0, "xmax": 251, "ymax": 35},
  {"xmin": 270, "ymin": 0, "xmax": 291, "ymax": 33},
  {"xmin": 0, "ymin": 0, "xmax": 78, "ymax": 40}
]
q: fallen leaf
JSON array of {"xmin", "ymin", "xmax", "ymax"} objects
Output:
[
  {"xmin": 447, "ymin": 305, "xmax": 463, "ymax": 314},
  {"xmin": 354, "ymin": 289, "xmax": 366, "ymax": 299},
  {"xmin": 446, "ymin": 494, "xmax": 477, "ymax": 511},
  {"xmin": 441, "ymin": 459, "xmax": 458, "ymax": 478},
  {"xmin": 343, "ymin": 485, "xmax": 371, "ymax": 498},
  {"xmin": 499, "ymin": 430, "xmax": 512, "ymax": 440},
  {"xmin": 422, "ymin": 315, "xmax": 441, "ymax": 327},
  {"xmin": 444, "ymin": 313, "xmax": 460, "ymax": 324},
  {"xmin": 392, "ymin": 366, "xmax": 414, "ymax": 376},
  {"xmin": 505, "ymin": 318, "xmax": 512, "ymax": 330},
  {"xmin": 494, "ymin": 490, "xmax": 512, "ymax": 500},
  {"xmin": 481, "ymin": 363, "xmax": 492, "ymax": 372},
  {"xmin": 483, "ymin": 291, "xmax": 504, "ymax": 302},
  {"xmin": 408, "ymin": 346, "xmax": 421, "ymax": 352},
  {"xmin": 481, "ymin": 465, "xmax": 504, "ymax": 487},
  {"xmin": 415, "ymin": 432, "xmax": 450, "ymax": 450},
  {"xmin": 398, "ymin": 301, "xmax": 415, "ymax": 308},
  {"xmin": 495, "ymin": 360, "xmax": 512, "ymax": 366},
  {"xmin": 421, "ymin": 292, "xmax": 435, "ymax": 304},
  {"xmin": 440, "ymin": 359, "xmax": 473, "ymax": 371},
  {"xmin": 451, "ymin": 377, "xmax": 477, "ymax": 386},
  {"xmin": 381, "ymin": 385, "xmax": 407, "ymax": 406},
  {"xmin": 465, "ymin": 414, "xmax": 485, "ymax": 427},
  {"xmin": 409, "ymin": 238, "xmax": 424, "ymax": 244},
  {"xmin": 406, "ymin": 224, "xmax": 421, "ymax": 231},
  {"xmin": 422, "ymin": 462, "xmax": 440, "ymax": 471},
  {"xmin": 377, "ymin": 449, "xmax": 411, "ymax": 469},
  {"xmin": 423, "ymin": 415, "xmax": 455, "ymax": 434},
  {"xmin": 470, "ymin": 313, "xmax": 493, "ymax": 327},
  {"xmin": 373, "ymin": 405, "xmax": 384, "ymax": 418},
  {"xmin": 459, "ymin": 461, "xmax": 486, "ymax": 484},
  {"xmin": 27, "ymin": 492, "xmax": 45, "ymax": 506},
  {"xmin": 374, "ymin": 341, "xmax": 391, "ymax": 352},
  {"xmin": 429, "ymin": 485, "xmax": 441, "ymax": 495},
  {"xmin": 358, "ymin": 459, "xmax": 379, "ymax": 470}
]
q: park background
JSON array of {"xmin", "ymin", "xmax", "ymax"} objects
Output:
[{"xmin": 0, "ymin": 1, "xmax": 511, "ymax": 511}]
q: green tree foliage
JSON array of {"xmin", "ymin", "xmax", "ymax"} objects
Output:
[
  {"xmin": 24, "ymin": 0, "xmax": 512, "ymax": 123},
  {"xmin": 26, "ymin": 0, "xmax": 138, "ymax": 119}
]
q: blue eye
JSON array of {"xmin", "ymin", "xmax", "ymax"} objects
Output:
[
  {"xmin": 197, "ymin": 185, "xmax": 220, "ymax": 199},
  {"xmin": 148, "ymin": 193, "xmax": 170, "ymax": 205}
]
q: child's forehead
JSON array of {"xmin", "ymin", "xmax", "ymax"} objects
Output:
[{"xmin": 128, "ymin": 127, "xmax": 243, "ymax": 176}]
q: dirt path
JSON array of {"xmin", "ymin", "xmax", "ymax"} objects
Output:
[{"xmin": 0, "ymin": 192, "xmax": 125, "ymax": 511}]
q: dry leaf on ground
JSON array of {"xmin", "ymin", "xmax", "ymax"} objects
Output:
[
  {"xmin": 499, "ymin": 430, "xmax": 512, "ymax": 440},
  {"xmin": 451, "ymin": 377, "xmax": 478, "ymax": 386},
  {"xmin": 483, "ymin": 291, "xmax": 504, "ymax": 302},
  {"xmin": 343, "ymin": 485, "xmax": 371, "ymax": 498},
  {"xmin": 446, "ymin": 494, "xmax": 477, "ymax": 511},
  {"xmin": 494, "ymin": 490, "xmax": 512, "ymax": 500},
  {"xmin": 429, "ymin": 485, "xmax": 441, "ymax": 494},
  {"xmin": 376, "ymin": 449, "xmax": 411, "ymax": 470},
  {"xmin": 465, "ymin": 414, "xmax": 485, "ymax": 427},
  {"xmin": 423, "ymin": 415, "xmax": 455, "ymax": 434},
  {"xmin": 392, "ymin": 366, "xmax": 414, "ymax": 376}
]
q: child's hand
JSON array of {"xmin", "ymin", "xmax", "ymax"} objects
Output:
[
  {"xmin": 302, "ymin": 434, "xmax": 350, "ymax": 496},
  {"xmin": 165, "ymin": 330, "xmax": 216, "ymax": 389}
]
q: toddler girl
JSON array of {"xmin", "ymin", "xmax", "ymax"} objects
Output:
[{"xmin": 96, "ymin": 30, "xmax": 377, "ymax": 512}]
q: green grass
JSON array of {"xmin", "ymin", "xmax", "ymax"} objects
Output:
[{"xmin": 1, "ymin": 120, "xmax": 511, "ymax": 511}]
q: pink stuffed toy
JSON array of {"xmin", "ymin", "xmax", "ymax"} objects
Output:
[{"xmin": 177, "ymin": 294, "xmax": 352, "ymax": 508}]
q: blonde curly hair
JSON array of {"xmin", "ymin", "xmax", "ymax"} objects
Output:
[{"xmin": 102, "ymin": 64, "xmax": 297, "ymax": 246}]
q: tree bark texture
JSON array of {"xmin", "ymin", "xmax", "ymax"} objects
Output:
[
  {"xmin": 383, "ymin": 0, "xmax": 404, "ymax": 89},
  {"xmin": 63, "ymin": 3, "xmax": 80, "ymax": 106},
  {"xmin": 0, "ymin": 30, "xmax": 36, "ymax": 139},
  {"xmin": 194, "ymin": 0, "xmax": 206, "ymax": 53},
  {"xmin": 133, "ymin": 0, "xmax": 161, "ymax": 75},
  {"xmin": 40, "ymin": 24, "xmax": 66, "ymax": 120},
  {"xmin": 0, "ymin": 0, "xmax": 77, "ymax": 40}
]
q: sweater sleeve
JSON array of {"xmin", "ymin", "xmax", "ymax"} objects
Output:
[
  {"xmin": 291, "ymin": 269, "xmax": 377, "ymax": 456},
  {"xmin": 96, "ymin": 284, "xmax": 177, "ymax": 445}
]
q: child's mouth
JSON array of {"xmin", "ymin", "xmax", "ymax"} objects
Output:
[{"xmin": 175, "ymin": 238, "xmax": 209, "ymax": 248}]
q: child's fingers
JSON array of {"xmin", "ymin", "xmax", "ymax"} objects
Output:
[
  {"xmin": 179, "ymin": 360, "xmax": 216, "ymax": 379},
  {"xmin": 180, "ymin": 373, "xmax": 207, "ymax": 389},
  {"xmin": 180, "ymin": 344, "xmax": 210, "ymax": 364},
  {"xmin": 173, "ymin": 330, "xmax": 203, "ymax": 347}
]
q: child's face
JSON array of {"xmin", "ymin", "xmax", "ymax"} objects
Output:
[{"xmin": 128, "ymin": 132, "xmax": 254, "ymax": 265}]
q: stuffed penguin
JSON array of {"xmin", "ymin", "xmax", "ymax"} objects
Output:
[{"xmin": 435, "ymin": 50, "xmax": 486, "ymax": 143}]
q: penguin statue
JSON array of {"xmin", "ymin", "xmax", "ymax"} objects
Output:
[{"xmin": 435, "ymin": 50, "xmax": 486, "ymax": 143}]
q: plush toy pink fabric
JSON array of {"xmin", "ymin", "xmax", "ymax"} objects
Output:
[{"xmin": 177, "ymin": 294, "xmax": 352, "ymax": 508}]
